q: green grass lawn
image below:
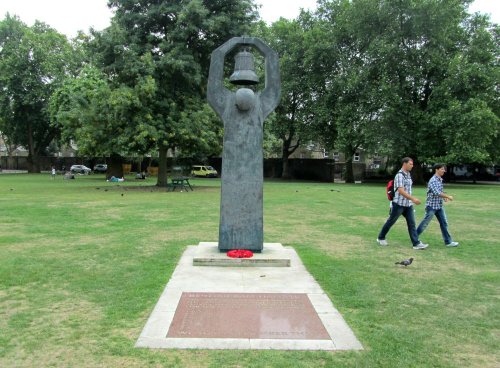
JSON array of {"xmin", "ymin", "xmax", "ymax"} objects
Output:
[{"xmin": 0, "ymin": 173, "xmax": 499, "ymax": 367}]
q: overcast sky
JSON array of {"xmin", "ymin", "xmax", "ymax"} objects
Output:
[{"xmin": 0, "ymin": 0, "xmax": 497, "ymax": 38}]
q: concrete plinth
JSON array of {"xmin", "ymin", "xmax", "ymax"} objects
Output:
[
  {"xmin": 135, "ymin": 242, "xmax": 363, "ymax": 351},
  {"xmin": 193, "ymin": 242, "xmax": 290, "ymax": 267}
]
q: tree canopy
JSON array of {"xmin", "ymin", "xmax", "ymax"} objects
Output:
[
  {"xmin": 1, "ymin": 0, "xmax": 498, "ymax": 182},
  {"xmin": 300, "ymin": 0, "xmax": 499, "ymax": 181},
  {"xmin": 50, "ymin": 0, "xmax": 258, "ymax": 185},
  {"xmin": 256, "ymin": 15, "xmax": 323, "ymax": 178},
  {"xmin": 0, "ymin": 15, "xmax": 75, "ymax": 172}
]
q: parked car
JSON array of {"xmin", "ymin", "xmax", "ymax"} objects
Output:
[
  {"xmin": 191, "ymin": 165, "xmax": 218, "ymax": 178},
  {"xmin": 93, "ymin": 164, "xmax": 108, "ymax": 173},
  {"xmin": 452, "ymin": 166, "xmax": 473, "ymax": 179},
  {"xmin": 70, "ymin": 165, "xmax": 92, "ymax": 174}
]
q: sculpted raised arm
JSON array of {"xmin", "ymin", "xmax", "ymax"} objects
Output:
[
  {"xmin": 207, "ymin": 37, "xmax": 245, "ymax": 115},
  {"xmin": 259, "ymin": 47, "xmax": 280, "ymax": 118}
]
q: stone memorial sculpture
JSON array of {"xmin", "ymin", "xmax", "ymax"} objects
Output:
[{"xmin": 207, "ymin": 37, "xmax": 280, "ymax": 252}]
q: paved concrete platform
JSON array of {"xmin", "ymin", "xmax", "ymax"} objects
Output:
[{"xmin": 135, "ymin": 242, "xmax": 363, "ymax": 350}]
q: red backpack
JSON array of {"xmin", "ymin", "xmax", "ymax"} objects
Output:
[{"xmin": 386, "ymin": 179, "xmax": 395, "ymax": 201}]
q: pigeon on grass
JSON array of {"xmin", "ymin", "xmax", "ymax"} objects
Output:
[{"xmin": 395, "ymin": 258, "xmax": 413, "ymax": 266}]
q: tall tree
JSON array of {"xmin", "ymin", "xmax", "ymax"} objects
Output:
[
  {"xmin": 50, "ymin": 38, "xmax": 163, "ymax": 176},
  {"xmin": 258, "ymin": 14, "xmax": 323, "ymax": 179},
  {"xmin": 311, "ymin": 0, "xmax": 388, "ymax": 182},
  {"xmin": 0, "ymin": 15, "xmax": 75, "ymax": 172},
  {"xmin": 85, "ymin": 0, "xmax": 258, "ymax": 186},
  {"xmin": 426, "ymin": 14, "xmax": 499, "ymax": 166},
  {"xmin": 311, "ymin": 0, "xmax": 498, "ymax": 181}
]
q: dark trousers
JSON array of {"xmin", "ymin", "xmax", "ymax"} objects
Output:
[{"xmin": 378, "ymin": 202, "xmax": 420, "ymax": 246}]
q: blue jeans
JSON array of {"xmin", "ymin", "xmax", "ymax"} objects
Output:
[
  {"xmin": 378, "ymin": 202, "xmax": 420, "ymax": 246},
  {"xmin": 417, "ymin": 206, "xmax": 452, "ymax": 244}
]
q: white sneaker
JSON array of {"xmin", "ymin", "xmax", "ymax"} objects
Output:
[
  {"xmin": 446, "ymin": 241, "xmax": 459, "ymax": 247},
  {"xmin": 377, "ymin": 239, "xmax": 388, "ymax": 246},
  {"xmin": 413, "ymin": 242, "xmax": 428, "ymax": 250}
]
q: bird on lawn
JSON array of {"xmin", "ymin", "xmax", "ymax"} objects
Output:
[{"xmin": 395, "ymin": 257, "xmax": 414, "ymax": 266}]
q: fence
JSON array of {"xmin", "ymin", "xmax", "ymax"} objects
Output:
[{"xmin": 1, "ymin": 156, "xmax": 375, "ymax": 182}]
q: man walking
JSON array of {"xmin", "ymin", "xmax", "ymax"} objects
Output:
[
  {"xmin": 377, "ymin": 157, "xmax": 428, "ymax": 250},
  {"xmin": 417, "ymin": 164, "xmax": 459, "ymax": 247}
]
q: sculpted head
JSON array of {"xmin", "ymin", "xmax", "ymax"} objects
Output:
[{"xmin": 235, "ymin": 88, "xmax": 255, "ymax": 111}]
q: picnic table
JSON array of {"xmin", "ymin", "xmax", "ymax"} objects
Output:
[{"xmin": 169, "ymin": 177, "xmax": 193, "ymax": 192}]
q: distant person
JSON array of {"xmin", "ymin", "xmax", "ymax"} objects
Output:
[
  {"xmin": 417, "ymin": 164, "xmax": 459, "ymax": 247},
  {"xmin": 51, "ymin": 166, "xmax": 56, "ymax": 179},
  {"xmin": 108, "ymin": 176, "xmax": 125, "ymax": 182},
  {"xmin": 64, "ymin": 171, "xmax": 75, "ymax": 180},
  {"xmin": 377, "ymin": 157, "xmax": 429, "ymax": 250}
]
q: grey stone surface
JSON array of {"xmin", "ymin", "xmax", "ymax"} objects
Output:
[{"xmin": 207, "ymin": 37, "xmax": 280, "ymax": 252}]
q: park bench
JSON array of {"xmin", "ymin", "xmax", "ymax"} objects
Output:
[{"xmin": 168, "ymin": 177, "xmax": 193, "ymax": 192}]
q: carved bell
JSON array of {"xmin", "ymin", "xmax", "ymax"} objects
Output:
[{"xmin": 229, "ymin": 48, "xmax": 259, "ymax": 85}]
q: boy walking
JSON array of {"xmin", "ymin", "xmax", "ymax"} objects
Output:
[
  {"xmin": 417, "ymin": 164, "xmax": 459, "ymax": 247},
  {"xmin": 377, "ymin": 157, "xmax": 428, "ymax": 250}
]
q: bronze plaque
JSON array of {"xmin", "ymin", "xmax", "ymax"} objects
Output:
[{"xmin": 166, "ymin": 292, "xmax": 330, "ymax": 340}]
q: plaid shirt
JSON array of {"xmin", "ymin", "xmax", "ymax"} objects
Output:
[
  {"xmin": 393, "ymin": 170, "xmax": 413, "ymax": 207},
  {"xmin": 426, "ymin": 174, "xmax": 444, "ymax": 209}
]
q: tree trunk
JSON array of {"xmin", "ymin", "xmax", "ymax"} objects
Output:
[
  {"xmin": 411, "ymin": 161, "xmax": 425, "ymax": 185},
  {"xmin": 107, "ymin": 154, "xmax": 124, "ymax": 179},
  {"xmin": 26, "ymin": 124, "xmax": 41, "ymax": 173},
  {"xmin": 472, "ymin": 164, "xmax": 478, "ymax": 184},
  {"xmin": 344, "ymin": 157, "xmax": 354, "ymax": 183},
  {"xmin": 281, "ymin": 136, "xmax": 292, "ymax": 179},
  {"xmin": 282, "ymin": 154, "xmax": 291, "ymax": 179},
  {"xmin": 448, "ymin": 164, "xmax": 456, "ymax": 183},
  {"xmin": 156, "ymin": 144, "xmax": 169, "ymax": 187},
  {"xmin": 281, "ymin": 133, "xmax": 299, "ymax": 180},
  {"xmin": 26, "ymin": 154, "xmax": 41, "ymax": 173}
]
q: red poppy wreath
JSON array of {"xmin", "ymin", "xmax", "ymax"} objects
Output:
[{"xmin": 226, "ymin": 249, "xmax": 254, "ymax": 258}]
